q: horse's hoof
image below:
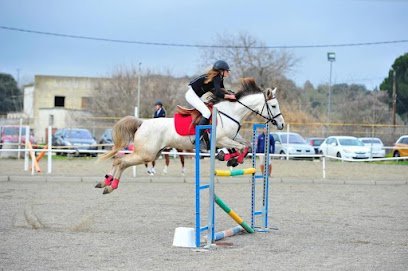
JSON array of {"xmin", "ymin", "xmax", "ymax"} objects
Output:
[
  {"xmin": 216, "ymin": 150, "xmax": 225, "ymax": 161},
  {"xmin": 227, "ymin": 158, "xmax": 239, "ymax": 167},
  {"xmin": 103, "ymin": 186, "xmax": 113, "ymax": 194},
  {"xmin": 95, "ymin": 183, "xmax": 103, "ymax": 188}
]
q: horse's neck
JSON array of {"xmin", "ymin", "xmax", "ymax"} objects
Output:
[{"xmin": 215, "ymin": 93, "xmax": 262, "ymax": 122}]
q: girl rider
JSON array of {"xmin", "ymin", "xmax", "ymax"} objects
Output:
[{"xmin": 186, "ymin": 60, "xmax": 236, "ymax": 151}]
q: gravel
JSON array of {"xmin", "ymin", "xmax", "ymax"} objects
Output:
[{"xmin": 0, "ymin": 157, "xmax": 407, "ymax": 270}]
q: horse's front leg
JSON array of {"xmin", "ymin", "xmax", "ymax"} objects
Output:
[{"xmin": 217, "ymin": 137, "xmax": 251, "ymax": 165}]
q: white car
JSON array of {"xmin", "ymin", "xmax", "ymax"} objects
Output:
[
  {"xmin": 359, "ymin": 137, "xmax": 386, "ymax": 158},
  {"xmin": 319, "ymin": 136, "xmax": 370, "ymax": 159},
  {"xmin": 271, "ymin": 132, "xmax": 315, "ymax": 160}
]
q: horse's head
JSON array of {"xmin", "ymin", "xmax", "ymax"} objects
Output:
[
  {"xmin": 263, "ymin": 87, "xmax": 285, "ymax": 130},
  {"xmin": 215, "ymin": 77, "xmax": 285, "ymax": 130}
]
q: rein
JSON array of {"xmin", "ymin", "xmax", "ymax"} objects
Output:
[{"xmin": 217, "ymin": 110, "xmax": 241, "ymax": 139}]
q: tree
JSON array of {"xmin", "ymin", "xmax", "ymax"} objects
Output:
[
  {"xmin": 92, "ymin": 66, "xmax": 139, "ymax": 118},
  {"xmin": 92, "ymin": 66, "xmax": 188, "ymax": 119},
  {"xmin": 199, "ymin": 32, "xmax": 296, "ymax": 88},
  {"xmin": 324, "ymin": 83, "xmax": 391, "ymax": 126},
  {"xmin": 0, "ymin": 73, "xmax": 22, "ymax": 114},
  {"xmin": 380, "ymin": 52, "xmax": 408, "ymax": 122}
]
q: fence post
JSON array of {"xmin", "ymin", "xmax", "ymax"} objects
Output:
[
  {"xmin": 24, "ymin": 125, "xmax": 30, "ymax": 171},
  {"xmin": 47, "ymin": 126, "xmax": 53, "ymax": 174}
]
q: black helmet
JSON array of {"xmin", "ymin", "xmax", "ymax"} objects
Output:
[
  {"xmin": 154, "ymin": 100, "xmax": 162, "ymax": 106},
  {"xmin": 213, "ymin": 60, "xmax": 230, "ymax": 71}
]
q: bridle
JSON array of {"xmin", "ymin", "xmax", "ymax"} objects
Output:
[
  {"xmin": 235, "ymin": 91, "xmax": 283, "ymax": 126},
  {"xmin": 217, "ymin": 90, "xmax": 283, "ymax": 138}
]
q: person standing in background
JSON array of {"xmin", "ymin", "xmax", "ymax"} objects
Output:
[
  {"xmin": 256, "ymin": 128, "xmax": 275, "ymax": 177},
  {"xmin": 145, "ymin": 100, "xmax": 166, "ymax": 175},
  {"xmin": 145, "ymin": 101, "xmax": 187, "ymax": 176}
]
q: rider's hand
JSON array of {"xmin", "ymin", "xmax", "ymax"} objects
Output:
[{"xmin": 225, "ymin": 94, "xmax": 236, "ymax": 100}]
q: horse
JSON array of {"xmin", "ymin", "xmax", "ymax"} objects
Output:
[{"xmin": 97, "ymin": 77, "xmax": 285, "ymax": 194}]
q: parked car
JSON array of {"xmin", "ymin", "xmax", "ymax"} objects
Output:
[
  {"xmin": 271, "ymin": 132, "xmax": 315, "ymax": 160},
  {"xmin": 52, "ymin": 128, "xmax": 97, "ymax": 157},
  {"xmin": 306, "ymin": 137, "xmax": 325, "ymax": 155},
  {"xmin": 99, "ymin": 128, "xmax": 113, "ymax": 149},
  {"xmin": 358, "ymin": 137, "xmax": 385, "ymax": 158},
  {"xmin": 392, "ymin": 135, "xmax": 408, "ymax": 157},
  {"xmin": 319, "ymin": 136, "xmax": 370, "ymax": 159},
  {"xmin": 0, "ymin": 125, "xmax": 36, "ymax": 148}
]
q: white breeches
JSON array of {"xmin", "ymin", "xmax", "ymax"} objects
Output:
[{"xmin": 185, "ymin": 86, "xmax": 211, "ymax": 119}]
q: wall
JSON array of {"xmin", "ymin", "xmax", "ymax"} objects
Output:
[{"xmin": 24, "ymin": 75, "xmax": 109, "ymax": 143}]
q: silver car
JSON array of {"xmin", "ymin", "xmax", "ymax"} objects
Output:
[
  {"xmin": 359, "ymin": 137, "xmax": 385, "ymax": 158},
  {"xmin": 319, "ymin": 136, "xmax": 370, "ymax": 159},
  {"xmin": 271, "ymin": 132, "xmax": 315, "ymax": 160}
]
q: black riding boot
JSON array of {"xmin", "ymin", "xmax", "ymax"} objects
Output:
[{"xmin": 197, "ymin": 117, "xmax": 210, "ymax": 152}]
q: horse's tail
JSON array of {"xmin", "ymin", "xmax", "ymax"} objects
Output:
[{"xmin": 99, "ymin": 116, "xmax": 143, "ymax": 160}]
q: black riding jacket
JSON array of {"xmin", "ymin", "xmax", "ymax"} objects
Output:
[{"xmin": 189, "ymin": 74, "xmax": 225, "ymax": 98}]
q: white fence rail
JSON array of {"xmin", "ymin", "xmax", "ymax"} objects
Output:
[
  {"xmin": 1, "ymin": 124, "xmax": 407, "ymax": 177},
  {"xmin": 1, "ymin": 144, "xmax": 407, "ymax": 179}
]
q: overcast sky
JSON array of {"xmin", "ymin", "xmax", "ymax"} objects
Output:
[{"xmin": 1, "ymin": 0, "xmax": 407, "ymax": 90}]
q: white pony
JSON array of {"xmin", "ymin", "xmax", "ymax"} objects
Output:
[{"xmin": 97, "ymin": 78, "xmax": 285, "ymax": 194}]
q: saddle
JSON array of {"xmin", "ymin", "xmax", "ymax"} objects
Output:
[{"xmin": 174, "ymin": 104, "xmax": 212, "ymax": 136}]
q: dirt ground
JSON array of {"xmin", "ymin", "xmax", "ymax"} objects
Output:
[{"xmin": 0, "ymin": 157, "xmax": 407, "ymax": 270}]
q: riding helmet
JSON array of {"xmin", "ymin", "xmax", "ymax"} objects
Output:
[{"xmin": 213, "ymin": 60, "xmax": 230, "ymax": 71}]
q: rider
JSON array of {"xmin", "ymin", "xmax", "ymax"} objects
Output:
[{"xmin": 186, "ymin": 60, "xmax": 236, "ymax": 151}]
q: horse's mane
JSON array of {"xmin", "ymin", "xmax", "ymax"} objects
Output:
[{"xmin": 210, "ymin": 77, "xmax": 263, "ymax": 104}]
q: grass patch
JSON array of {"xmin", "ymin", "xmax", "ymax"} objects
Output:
[
  {"xmin": 375, "ymin": 160, "xmax": 408, "ymax": 166},
  {"xmin": 48, "ymin": 154, "xmax": 98, "ymax": 161}
]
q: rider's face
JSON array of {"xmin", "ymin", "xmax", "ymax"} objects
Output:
[{"xmin": 222, "ymin": 70, "xmax": 230, "ymax": 77}]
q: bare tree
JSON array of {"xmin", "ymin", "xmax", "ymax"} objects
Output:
[
  {"xmin": 335, "ymin": 90, "xmax": 391, "ymax": 125},
  {"xmin": 92, "ymin": 65, "xmax": 138, "ymax": 118},
  {"xmin": 200, "ymin": 32, "xmax": 297, "ymax": 87},
  {"xmin": 92, "ymin": 66, "xmax": 189, "ymax": 119}
]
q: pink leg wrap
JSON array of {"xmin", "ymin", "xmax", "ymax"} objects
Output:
[
  {"xmin": 237, "ymin": 147, "xmax": 250, "ymax": 164},
  {"xmin": 223, "ymin": 151, "xmax": 240, "ymax": 161},
  {"xmin": 111, "ymin": 178, "xmax": 120, "ymax": 190},
  {"xmin": 104, "ymin": 175, "xmax": 113, "ymax": 186}
]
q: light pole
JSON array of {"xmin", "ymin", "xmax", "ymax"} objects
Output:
[
  {"xmin": 391, "ymin": 68, "xmax": 397, "ymax": 127},
  {"xmin": 327, "ymin": 52, "xmax": 336, "ymax": 123}
]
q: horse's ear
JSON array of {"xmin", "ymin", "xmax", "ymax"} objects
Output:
[{"xmin": 265, "ymin": 87, "xmax": 277, "ymax": 100}]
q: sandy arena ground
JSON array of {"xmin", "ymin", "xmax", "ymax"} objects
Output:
[{"xmin": 0, "ymin": 156, "xmax": 407, "ymax": 270}]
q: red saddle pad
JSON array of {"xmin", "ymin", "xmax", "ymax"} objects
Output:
[{"xmin": 174, "ymin": 113, "xmax": 196, "ymax": 136}]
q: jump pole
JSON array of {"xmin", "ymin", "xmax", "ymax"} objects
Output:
[
  {"xmin": 214, "ymin": 194, "xmax": 254, "ymax": 234},
  {"xmin": 195, "ymin": 115, "xmax": 272, "ymax": 247},
  {"xmin": 195, "ymin": 107, "xmax": 217, "ymax": 248},
  {"xmin": 214, "ymin": 168, "xmax": 256, "ymax": 176},
  {"xmin": 251, "ymin": 123, "xmax": 271, "ymax": 231}
]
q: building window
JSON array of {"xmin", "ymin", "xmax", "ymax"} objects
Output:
[{"xmin": 55, "ymin": 96, "xmax": 65, "ymax": 107}]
